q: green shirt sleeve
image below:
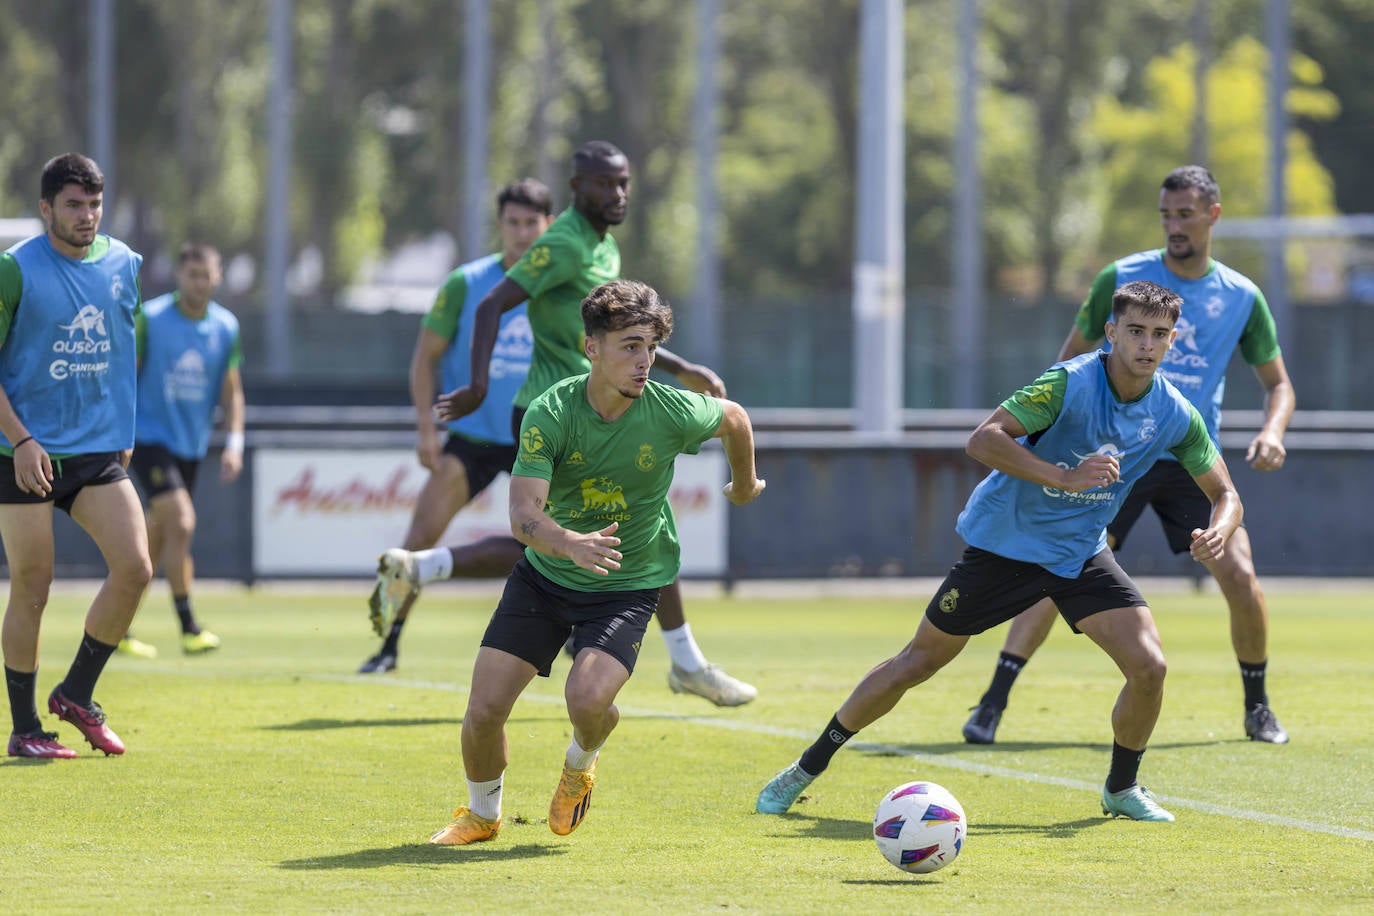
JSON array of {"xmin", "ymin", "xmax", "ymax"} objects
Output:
[
  {"xmin": 135, "ymin": 308, "xmax": 148, "ymax": 363},
  {"xmin": 0, "ymin": 252, "xmax": 22, "ymax": 349},
  {"xmin": 511, "ymin": 400, "xmax": 563, "ymax": 482},
  {"xmin": 1000, "ymin": 368, "xmax": 1068, "ymax": 434},
  {"xmin": 1239, "ymin": 288, "xmax": 1281, "ymax": 366},
  {"xmin": 228, "ymin": 326, "xmax": 243, "ymax": 370},
  {"xmin": 1073, "ymin": 262, "xmax": 1118, "ymax": 342},
  {"xmin": 506, "ymin": 226, "xmax": 581, "ymax": 300},
  {"xmin": 1168, "ymin": 405, "xmax": 1220, "ymax": 476},
  {"xmin": 420, "ymin": 267, "xmax": 470, "ymax": 340}
]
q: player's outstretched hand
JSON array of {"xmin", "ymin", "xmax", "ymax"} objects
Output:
[
  {"xmin": 1245, "ymin": 431, "xmax": 1286, "ymax": 471},
  {"xmin": 723, "ymin": 477, "xmax": 766, "ymax": 505},
  {"xmin": 1189, "ymin": 526, "xmax": 1227, "ymax": 563},
  {"xmin": 567, "ymin": 521, "xmax": 623, "ymax": 575},
  {"xmin": 435, "ymin": 385, "xmax": 484, "ymax": 422}
]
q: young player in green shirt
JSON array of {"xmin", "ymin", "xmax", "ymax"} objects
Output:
[{"xmin": 428, "ymin": 279, "xmax": 765, "ymax": 845}]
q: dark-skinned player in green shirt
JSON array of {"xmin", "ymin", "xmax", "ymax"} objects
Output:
[{"xmin": 371, "ymin": 141, "xmax": 757, "ymax": 707}]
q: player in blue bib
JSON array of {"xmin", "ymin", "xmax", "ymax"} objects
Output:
[
  {"xmin": 125, "ymin": 242, "xmax": 245, "ymax": 658},
  {"xmin": 963, "ymin": 166, "xmax": 1296, "ymax": 747},
  {"xmin": 758, "ymin": 281, "xmax": 1243, "ymax": 823},
  {"xmin": 359, "ymin": 179, "xmax": 552, "ymax": 674},
  {"xmin": 0, "ymin": 153, "xmax": 153, "ymax": 759}
]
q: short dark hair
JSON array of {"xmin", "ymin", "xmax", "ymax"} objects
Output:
[
  {"xmin": 496, "ymin": 177, "xmax": 552, "ymax": 216},
  {"xmin": 41, "ymin": 153, "xmax": 104, "ymax": 203},
  {"xmin": 178, "ymin": 241, "xmax": 221, "ymax": 267},
  {"xmin": 1112, "ymin": 279, "xmax": 1183, "ymax": 325},
  {"xmin": 572, "ymin": 140, "xmax": 628, "ymax": 176},
  {"xmin": 1161, "ymin": 165, "xmax": 1220, "ymax": 206},
  {"xmin": 581, "ymin": 279, "xmax": 673, "ymax": 342}
]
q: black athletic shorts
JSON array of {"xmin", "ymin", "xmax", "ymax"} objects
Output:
[
  {"xmin": 1108, "ymin": 459, "xmax": 1210, "ymax": 554},
  {"xmin": 482, "ymin": 557, "xmax": 659, "ymax": 678},
  {"xmin": 130, "ymin": 443, "xmax": 200, "ymax": 499},
  {"xmin": 0, "ymin": 451, "xmax": 129, "ymax": 514},
  {"xmin": 443, "ymin": 433, "xmax": 517, "ymax": 497},
  {"xmin": 924, "ymin": 546, "xmax": 1147, "ymax": 636}
]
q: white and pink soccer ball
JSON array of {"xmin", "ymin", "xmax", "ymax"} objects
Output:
[{"xmin": 872, "ymin": 780, "xmax": 966, "ymax": 874}]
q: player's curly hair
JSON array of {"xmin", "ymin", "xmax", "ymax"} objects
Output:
[
  {"xmin": 1112, "ymin": 279, "xmax": 1183, "ymax": 324},
  {"xmin": 581, "ymin": 279, "xmax": 673, "ymax": 342}
]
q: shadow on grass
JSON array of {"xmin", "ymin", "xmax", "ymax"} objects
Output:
[
  {"xmin": 758, "ymin": 812, "xmax": 872, "ymax": 842},
  {"xmin": 261, "ymin": 717, "xmax": 462, "ymax": 731},
  {"xmin": 280, "ymin": 842, "xmax": 568, "ymax": 869},
  {"xmin": 864, "ymin": 738, "xmax": 1232, "ymax": 755}
]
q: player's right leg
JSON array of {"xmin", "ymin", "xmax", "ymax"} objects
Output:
[
  {"xmin": 758, "ymin": 615, "xmax": 970, "ymax": 814},
  {"xmin": 430, "ymin": 645, "xmax": 539, "ymax": 845},
  {"xmin": 0, "ymin": 503, "xmax": 75, "ymax": 758},
  {"xmin": 961, "ymin": 597, "xmax": 1058, "ymax": 744}
]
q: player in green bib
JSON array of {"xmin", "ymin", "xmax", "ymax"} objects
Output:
[
  {"xmin": 419, "ymin": 141, "xmax": 757, "ymax": 708},
  {"xmin": 428, "ymin": 279, "xmax": 764, "ymax": 845}
]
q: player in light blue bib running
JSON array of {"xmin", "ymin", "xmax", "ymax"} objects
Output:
[
  {"xmin": 962, "ymin": 166, "xmax": 1296, "ymax": 747},
  {"xmin": 758, "ymin": 280, "xmax": 1243, "ymax": 823}
]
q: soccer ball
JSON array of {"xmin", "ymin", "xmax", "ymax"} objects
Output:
[{"xmin": 872, "ymin": 780, "xmax": 966, "ymax": 874}]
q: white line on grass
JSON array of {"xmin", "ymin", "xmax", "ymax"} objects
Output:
[{"xmin": 311, "ymin": 672, "xmax": 1374, "ymax": 844}]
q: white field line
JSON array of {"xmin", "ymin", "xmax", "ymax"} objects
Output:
[{"xmin": 296, "ymin": 671, "xmax": 1374, "ymax": 844}]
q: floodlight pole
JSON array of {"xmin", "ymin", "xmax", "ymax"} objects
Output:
[
  {"xmin": 689, "ymin": 0, "xmax": 722, "ymax": 368},
  {"xmin": 89, "ymin": 0, "xmax": 115, "ymax": 214},
  {"xmin": 264, "ymin": 0, "xmax": 294, "ymax": 377},
  {"xmin": 1265, "ymin": 0, "xmax": 1291, "ymax": 352},
  {"xmin": 852, "ymin": 0, "xmax": 905, "ymax": 436},
  {"xmin": 952, "ymin": 0, "xmax": 983, "ymax": 409},
  {"xmin": 460, "ymin": 0, "xmax": 491, "ymax": 262}
]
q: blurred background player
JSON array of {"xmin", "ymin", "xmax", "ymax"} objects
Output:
[
  {"xmin": 429, "ymin": 279, "xmax": 765, "ymax": 844},
  {"xmin": 123, "ymin": 241, "xmax": 244, "ymax": 657},
  {"xmin": 961, "ymin": 165, "xmax": 1295, "ymax": 747},
  {"xmin": 359, "ymin": 178, "xmax": 553, "ymax": 673},
  {"xmin": 2, "ymin": 153, "xmax": 152, "ymax": 758},
  {"xmin": 382, "ymin": 142, "xmax": 757, "ymax": 707}
]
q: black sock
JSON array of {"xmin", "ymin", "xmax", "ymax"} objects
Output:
[
  {"xmin": 5, "ymin": 666, "xmax": 42, "ymax": 734},
  {"xmin": 978, "ymin": 652, "xmax": 1028, "ymax": 710},
  {"xmin": 1239, "ymin": 659, "xmax": 1268, "ymax": 709},
  {"xmin": 1106, "ymin": 742, "xmax": 1145, "ymax": 794},
  {"xmin": 798, "ymin": 714, "xmax": 856, "ymax": 776},
  {"xmin": 381, "ymin": 619, "xmax": 405, "ymax": 655},
  {"xmin": 59, "ymin": 633, "xmax": 118, "ymax": 707},
  {"xmin": 174, "ymin": 595, "xmax": 199, "ymax": 635}
]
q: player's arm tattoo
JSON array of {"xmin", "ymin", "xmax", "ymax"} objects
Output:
[{"xmin": 521, "ymin": 519, "xmax": 540, "ymax": 538}]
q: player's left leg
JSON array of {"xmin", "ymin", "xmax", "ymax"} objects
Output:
[
  {"xmin": 1203, "ymin": 528, "xmax": 1287, "ymax": 743},
  {"xmin": 148, "ymin": 486, "xmax": 218, "ymax": 653},
  {"xmin": 659, "ymin": 578, "xmax": 757, "ymax": 707},
  {"xmin": 549, "ymin": 647, "xmax": 633, "ymax": 836},
  {"xmin": 52, "ymin": 478, "xmax": 153, "ymax": 755},
  {"xmin": 1075, "ymin": 605, "xmax": 1173, "ymax": 821}
]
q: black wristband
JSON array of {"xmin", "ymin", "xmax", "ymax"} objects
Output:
[{"xmin": 12, "ymin": 435, "xmax": 33, "ymax": 450}]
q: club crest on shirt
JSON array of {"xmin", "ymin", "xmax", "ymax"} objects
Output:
[{"xmin": 635, "ymin": 443, "xmax": 655, "ymax": 471}]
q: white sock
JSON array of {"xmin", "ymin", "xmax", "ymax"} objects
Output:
[
  {"xmin": 565, "ymin": 735, "xmax": 601, "ymax": 771},
  {"xmin": 466, "ymin": 775, "xmax": 503, "ymax": 821},
  {"xmin": 661, "ymin": 623, "xmax": 708, "ymax": 672},
  {"xmin": 413, "ymin": 548, "xmax": 453, "ymax": 583}
]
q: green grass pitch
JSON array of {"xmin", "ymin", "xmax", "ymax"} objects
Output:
[{"xmin": 2, "ymin": 581, "xmax": 1372, "ymax": 912}]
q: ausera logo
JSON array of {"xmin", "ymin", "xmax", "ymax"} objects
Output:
[{"xmin": 51, "ymin": 305, "xmax": 112, "ymax": 379}]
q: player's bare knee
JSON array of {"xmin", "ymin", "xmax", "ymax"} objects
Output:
[{"xmin": 1126, "ymin": 648, "xmax": 1167, "ymax": 693}]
